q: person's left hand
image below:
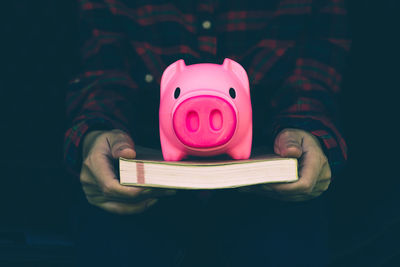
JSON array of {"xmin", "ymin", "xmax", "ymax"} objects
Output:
[{"xmin": 238, "ymin": 128, "xmax": 331, "ymax": 201}]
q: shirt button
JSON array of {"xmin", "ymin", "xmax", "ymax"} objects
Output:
[
  {"xmin": 145, "ymin": 74, "xmax": 154, "ymax": 83},
  {"xmin": 202, "ymin": 20, "xmax": 212, "ymax": 30}
]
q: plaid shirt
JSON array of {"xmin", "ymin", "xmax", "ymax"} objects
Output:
[{"xmin": 64, "ymin": 0, "xmax": 351, "ymax": 177}]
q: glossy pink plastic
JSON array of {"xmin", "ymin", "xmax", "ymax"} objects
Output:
[{"xmin": 159, "ymin": 58, "xmax": 252, "ymax": 161}]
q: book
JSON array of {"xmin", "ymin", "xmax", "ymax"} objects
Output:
[{"xmin": 119, "ymin": 146, "xmax": 298, "ymax": 189}]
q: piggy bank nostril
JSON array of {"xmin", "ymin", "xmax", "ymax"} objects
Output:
[
  {"xmin": 186, "ymin": 111, "xmax": 199, "ymax": 132},
  {"xmin": 210, "ymin": 109, "xmax": 223, "ymax": 131}
]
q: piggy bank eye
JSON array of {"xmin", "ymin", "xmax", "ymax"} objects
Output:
[
  {"xmin": 174, "ymin": 87, "xmax": 180, "ymax": 99},
  {"xmin": 229, "ymin": 87, "xmax": 236, "ymax": 99}
]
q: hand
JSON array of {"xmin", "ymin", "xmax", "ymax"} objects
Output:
[
  {"xmin": 238, "ymin": 128, "xmax": 331, "ymax": 201},
  {"xmin": 80, "ymin": 129, "xmax": 176, "ymax": 215}
]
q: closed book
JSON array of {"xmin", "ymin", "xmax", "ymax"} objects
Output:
[{"xmin": 119, "ymin": 146, "xmax": 298, "ymax": 189}]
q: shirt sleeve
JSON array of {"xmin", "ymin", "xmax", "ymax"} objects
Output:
[
  {"xmin": 269, "ymin": 0, "xmax": 352, "ymax": 176},
  {"xmin": 64, "ymin": 0, "xmax": 138, "ymax": 177}
]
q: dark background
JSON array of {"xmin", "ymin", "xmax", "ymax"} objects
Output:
[{"xmin": 1, "ymin": 1, "xmax": 399, "ymax": 266}]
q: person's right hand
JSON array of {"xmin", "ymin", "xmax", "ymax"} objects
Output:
[{"xmin": 80, "ymin": 129, "xmax": 177, "ymax": 215}]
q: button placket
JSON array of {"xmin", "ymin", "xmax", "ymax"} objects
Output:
[
  {"xmin": 202, "ymin": 20, "xmax": 212, "ymax": 30},
  {"xmin": 197, "ymin": 2, "xmax": 217, "ymax": 60},
  {"xmin": 145, "ymin": 74, "xmax": 154, "ymax": 83}
]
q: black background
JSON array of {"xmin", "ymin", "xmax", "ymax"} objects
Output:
[{"xmin": 1, "ymin": 1, "xmax": 399, "ymax": 266}]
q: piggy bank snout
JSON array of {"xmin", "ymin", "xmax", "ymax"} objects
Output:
[{"xmin": 173, "ymin": 96, "xmax": 237, "ymax": 148}]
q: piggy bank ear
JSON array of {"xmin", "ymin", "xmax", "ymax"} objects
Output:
[
  {"xmin": 222, "ymin": 58, "xmax": 250, "ymax": 95},
  {"xmin": 160, "ymin": 59, "xmax": 186, "ymax": 96}
]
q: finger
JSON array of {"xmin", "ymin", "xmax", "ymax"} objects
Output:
[
  {"xmin": 138, "ymin": 187, "xmax": 177, "ymax": 197},
  {"xmin": 236, "ymin": 186, "xmax": 257, "ymax": 194},
  {"xmin": 312, "ymin": 166, "xmax": 331, "ymax": 192},
  {"xmin": 84, "ymin": 151, "xmax": 145, "ymax": 197},
  {"xmin": 100, "ymin": 199, "xmax": 159, "ymax": 215},
  {"xmin": 109, "ymin": 130, "xmax": 136, "ymax": 159},
  {"xmin": 269, "ymin": 130, "xmax": 326, "ymax": 194},
  {"xmin": 81, "ymin": 169, "xmax": 136, "ymax": 200},
  {"xmin": 80, "ymin": 164, "xmax": 98, "ymax": 186},
  {"xmin": 81, "ymin": 177, "xmax": 171, "ymax": 205},
  {"xmin": 268, "ymin": 187, "xmax": 326, "ymax": 201},
  {"xmin": 82, "ymin": 184, "xmax": 140, "ymax": 204},
  {"xmin": 266, "ymin": 166, "xmax": 330, "ymax": 201},
  {"xmin": 314, "ymin": 179, "xmax": 331, "ymax": 192},
  {"xmin": 107, "ymin": 132, "xmax": 177, "ymax": 198},
  {"xmin": 87, "ymin": 189, "xmax": 164, "ymax": 204},
  {"xmin": 85, "ymin": 165, "xmax": 177, "ymax": 200},
  {"xmin": 274, "ymin": 129, "xmax": 303, "ymax": 158},
  {"xmin": 236, "ymin": 185, "xmax": 315, "ymax": 202},
  {"xmin": 106, "ymin": 188, "xmax": 176, "ymax": 203},
  {"xmin": 84, "ymin": 166, "xmax": 176, "ymax": 201},
  {"xmin": 238, "ymin": 180, "xmax": 327, "ymax": 201},
  {"xmin": 319, "ymin": 162, "xmax": 332, "ymax": 181},
  {"xmin": 268, "ymin": 150, "xmax": 320, "ymax": 194},
  {"xmin": 89, "ymin": 137, "xmax": 176, "ymax": 199},
  {"xmin": 272, "ymin": 194, "xmax": 321, "ymax": 202}
]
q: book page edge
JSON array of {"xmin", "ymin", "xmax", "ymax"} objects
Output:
[{"xmin": 120, "ymin": 177, "xmax": 298, "ymax": 190}]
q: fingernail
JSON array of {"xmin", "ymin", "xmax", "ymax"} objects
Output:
[
  {"xmin": 165, "ymin": 190, "xmax": 177, "ymax": 195},
  {"xmin": 261, "ymin": 185, "xmax": 274, "ymax": 191},
  {"xmin": 142, "ymin": 188, "xmax": 152, "ymax": 193},
  {"xmin": 146, "ymin": 199, "xmax": 158, "ymax": 207},
  {"xmin": 117, "ymin": 145, "xmax": 132, "ymax": 151},
  {"xmin": 238, "ymin": 187, "xmax": 250, "ymax": 192}
]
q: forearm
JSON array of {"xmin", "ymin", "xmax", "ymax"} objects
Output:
[
  {"xmin": 64, "ymin": 0, "xmax": 139, "ymax": 176},
  {"xmin": 269, "ymin": 0, "xmax": 351, "ymax": 175},
  {"xmin": 64, "ymin": 77, "xmax": 137, "ymax": 177}
]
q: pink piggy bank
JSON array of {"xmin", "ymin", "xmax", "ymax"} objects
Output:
[{"xmin": 159, "ymin": 58, "xmax": 252, "ymax": 161}]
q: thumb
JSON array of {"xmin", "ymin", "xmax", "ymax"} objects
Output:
[
  {"xmin": 109, "ymin": 131, "xmax": 136, "ymax": 159},
  {"xmin": 274, "ymin": 129, "xmax": 303, "ymax": 158}
]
